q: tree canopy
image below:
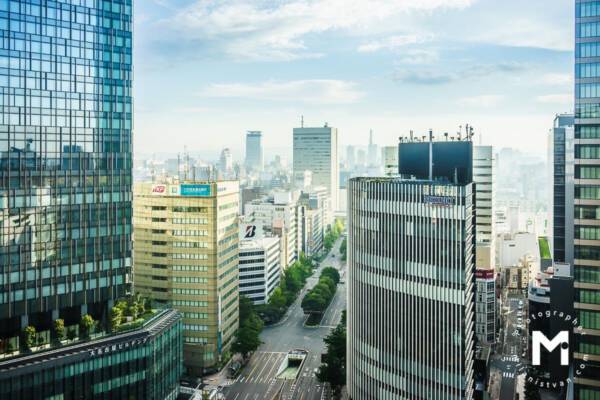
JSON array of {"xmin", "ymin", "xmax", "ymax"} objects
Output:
[{"xmin": 317, "ymin": 317, "xmax": 347, "ymax": 397}]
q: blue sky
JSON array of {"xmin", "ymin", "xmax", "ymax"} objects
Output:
[{"xmin": 134, "ymin": 0, "xmax": 573, "ymax": 160}]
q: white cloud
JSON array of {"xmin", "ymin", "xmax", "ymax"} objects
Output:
[
  {"xmin": 536, "ymin": 94, "xmax": 572, "ymax": 104},
  {"xmin": 357, "ymin": 34, "xmax": 432, "ymax": 52},
  {"xmin": 473, "ymin": 17, "xmax": 572, "ymax": 51},
  {"xmin": 198, "ymin": 79, "xmax": 364, "ymax": 104},
  {"xmin": 538, "ymin": 73, "xmax": 572, "ymax": 86},
  {"xmin": 166, "ymin": 0, "xmax": 475, "ymax": 60},
  {"xmin": 396, "ymin": 48, "xmax": 439, "ymax": 64},
  {"xmin": 457, "ymin": 95, "xmax": 504, "ymax": 108}
]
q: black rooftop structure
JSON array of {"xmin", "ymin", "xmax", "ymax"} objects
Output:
[{"xmin": 398, "ymin": 129, "xmax": 473, "ymax": 185}]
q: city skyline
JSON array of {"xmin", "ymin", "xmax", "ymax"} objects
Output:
[{"xmin": 135, "ymin": 0, "xmax": 572, "ymax": 157}]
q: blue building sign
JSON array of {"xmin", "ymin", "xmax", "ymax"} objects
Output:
[
  {"xmin": 180, "ymin": 184, "xmax": 212, "ymax": 197},
  {"xmin": 424, "ymin": 195, "xmax": 454, "ymax": 206}
]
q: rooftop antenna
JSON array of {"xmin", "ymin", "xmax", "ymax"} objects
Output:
[
  {"xmin": 151, "ymin": 153, "xmax": 156, "ymax": 182},
  {"xmin": 428, "ymin": 130, "xmax": 433, "ymax": 181},
  {"xmin": 177, "ymin": 152, "xmax": 181, "ymax": 181}
]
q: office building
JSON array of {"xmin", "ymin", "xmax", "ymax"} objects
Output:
[
  {"xmin": 293, "ymin": 125, "xmax": 338, "ymax": 223},
  {"xmin": 367, "ymin": 129, "xmax": 378, "ymax": 166},
  {"xmin": 219, "ymin": 148, "xmax": 233, "ymax": 176},
  {"xmin": 347, "ymin": 177, "xmax": 475, "ymax": 400},
  {"xmin": 473, "ymin": 146, "xmax": 495, "ymax": 269},
  {"xmin": 574, "ymin": 3, "xmax": 600, "ymax": 394},
  {"xmin": 238, "ymin": 237, "xmax": 281, "ymax": 305},
  {"xmin": 0, "ymin": 309, "xmax": 182, "ymax": 400},
  {"xmin": 346, "ymin": 145, "xmax": 356, "ymax": 170},
  {"xmin": 549, "ymin": 114, "xmax": 575, "ymax": 264},
  {"xmin": 133, "ymin": 181, "xmax": 240, "ymax": 376},
  {"xmin": 382, "ymin": 145, "xmax": 399, "ymax": 176},
  {"xmin": 298, "ymin": 190, "xmax": 325, "ymax": 257},
  {"xmin": 245, "ymin": 131, "xmax": 263, "ymax": 172},
  {"xmin": 356, "ymin": 149, "xmax": 366, "ymax": 168},
  {"xmin": 0, "ymin": 0, "xmax": 132, "ymax": 341},
  {"xmin": 528, "ymin": 262, "xmax": 574, "ymax": 394},
  {"xmin": 475, "ymin": 269, "xmax": 496, "ymax": 344},
  {"xmin": 244, "ymin": 192, "xmax": 301, "ymax": 268}
]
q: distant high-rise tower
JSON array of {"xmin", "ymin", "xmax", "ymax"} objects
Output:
[
  {"xmin": 381, "ymin": 146, "xmax": 398, "ymax": 176},
  {"xmin": 219, "ymin": 148, "xmax": 233, "ymax": 176},
  {"xmin": 367, "ymin": 129, "xmax": 378, "ymax": 166},
  {"xmin": 293, "ymin": 125, "xmax": 338, "ymax": 223},
  {"xmin": 245, "ymin": 131, "xmax": 263, "ymax": 172},
  {"xmin": 573, "ymin": 2, "xmax": 600, "ymax": 394},
  {"xmin": 346, "ymin": 145, "xmax": 356, "ymax": 170}
]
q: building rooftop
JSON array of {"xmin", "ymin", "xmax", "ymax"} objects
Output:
[
  {"xmin": 349, "ymin": 176, "xmax": 469, "ymax": 187},
  {"xmin": 239, "ymin": 236, "xmax": 279, "ymax": 250},
  {"xmin": 0, "ymin": 309, "xmax": 181, "ymax": 374}
]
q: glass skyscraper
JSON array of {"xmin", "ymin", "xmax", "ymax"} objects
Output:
[
  {"xmin": 0, "ymin": 0, "xmax": 132, "ymax": 348},
  {"xmin": 574, "ymin": 1, "xmax": 600, "ymax": 397}
]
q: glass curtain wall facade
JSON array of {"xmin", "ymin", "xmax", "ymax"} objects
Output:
[
  {"xmin": 0, "ymin": 309, "xmax": 182, "ymax": 400},
  {"xmin": 347, "ymin": 178, "xmax": 475, "ymax": 400},
  {"xmin": 550, "ymin": 114, "xmax": 575, "ymax": 264},
  {"xmin": 0, "ymin": 0, "xmax": 133, "ymax": 341},
  {"xmin": 575, "ymin": 1, "xmax": 600, "ymax": 397}
]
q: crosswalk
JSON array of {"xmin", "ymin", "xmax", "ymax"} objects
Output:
[
  {"xmin": 503, "ymin": 372, "xmax": 515, "ymax": 378},
  {"xmin": 501, "ymin": 355, "xmax": 519, "ymax": 362}
]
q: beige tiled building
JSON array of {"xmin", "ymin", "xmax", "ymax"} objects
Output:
[{"xmin": 133, "ymin": 181, "xmax": 239, "ymax": 376}]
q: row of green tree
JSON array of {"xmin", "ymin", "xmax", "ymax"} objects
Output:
[
  {"xmin": 339, "ymin": 237, "xmax": 347, "ymax": 262},
  {"xmin": 232, "ymin": 295, "xmax": 264, "ymax": 361},
  {"xmin": 301, "ymin": 267, "xmax": 340, "ymax": 315},
  {"xmin": 316, "ymin": 310, "xmax": 347, "ymax": 397},
  {"xmin": 324, "ymin": 219, "xmax": 344, "ymax": 252},
  {"xmin": 16, "ymin": 314, "xmax": 97, "ymax": 352},
  {"xmin": 255, "ymin": 254, "xmax": 315, "ymax": 324}
]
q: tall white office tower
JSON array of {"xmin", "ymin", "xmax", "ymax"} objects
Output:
[
  {"xmin": 473, "ymin": 145, "xmax": 495, "ymax": 269},
  {"xmin": 367, "ymin": 129, "xmax": 378, "ymax": 166},
  {"xmin": 245, "ymin": 131, "xmax": 263, "ymax": 172},
  {"xmin": 293, "ymin": 124, "xmax": 338, "ymax": 224},
  {"xmin": 347, "ymin": 177, "xmax": 475, "ymax": 400}
]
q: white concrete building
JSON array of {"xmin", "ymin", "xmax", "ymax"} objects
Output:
[
  {"xmin": 474, "ymin": 146, "xmax": 495, "ymax": 269},
  {"xmin": 244, "ymin": 192, "xmax": 301, "ymax": 268},
  {"xmin": 293, "ymin": 125, "xmax": 338, "ymax": 224},
  {"xmin": 238, "ymin": 237, "xmax": 281, "ymax": 305},
  {"xmin": 475, "ymin": 269, "xmax": 496, "ymax": 344},
  {"xmin": 381, "ymin": 146, "xmax": 398, "ymax": 176}
]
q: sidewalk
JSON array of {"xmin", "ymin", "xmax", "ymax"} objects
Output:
[{"xmin": 202, "ymin": 353, "xmax": 243, "ymax": 388}]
